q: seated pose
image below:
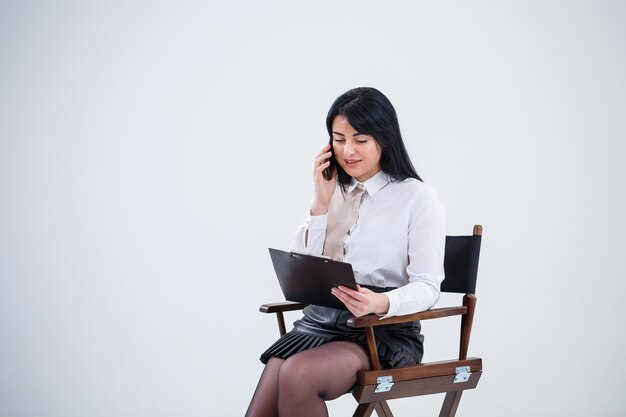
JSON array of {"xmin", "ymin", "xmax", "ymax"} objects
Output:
[{"xmin": 246, "ymin": 87, "xmax": 446, "ymax": 417}]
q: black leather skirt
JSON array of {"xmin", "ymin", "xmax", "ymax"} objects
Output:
[{"xmin": 260, "ymin": 300, "xmax": 424, "ymax": 368}]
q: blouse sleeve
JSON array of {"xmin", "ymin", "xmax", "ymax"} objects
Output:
[
  {"xmin": 383, "ymin": 185, "xmax": 446, "ymax": 317},
  {"xmin": 289, "ymin": 212, "xmax": 328, "ymax": 255}
]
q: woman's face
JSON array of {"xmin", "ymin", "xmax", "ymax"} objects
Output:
[{"xmin": 331, "ymin": 115, "xmax": 382, "ymax": 182}]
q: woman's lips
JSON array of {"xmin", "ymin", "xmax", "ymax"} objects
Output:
[{"xmin": 344, "ymin": 159, "xmax": 361, "ymax": 167}]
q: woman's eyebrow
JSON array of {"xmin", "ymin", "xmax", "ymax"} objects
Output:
[{"xmin": 332, "ymin": 132, "xmax": 365, "ymax": 137}]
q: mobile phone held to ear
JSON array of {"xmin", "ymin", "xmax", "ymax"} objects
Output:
[{"xmin": 322, "ymin": 145, "xmax": 336, "ymax": 181}]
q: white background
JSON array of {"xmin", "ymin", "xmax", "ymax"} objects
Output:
[{"xmin": 1, "ymin": 1, "xmax": 625, "ymax": 416}]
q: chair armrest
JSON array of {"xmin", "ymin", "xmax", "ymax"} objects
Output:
[
  {"xmin": 260, "ymin": 302, "xmax": 308, "ymax": 314},
  {"xmin": 346, "ymin": 306, "xmax": 467, "ymax": 328}
]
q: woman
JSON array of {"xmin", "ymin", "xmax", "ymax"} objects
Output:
[{"xmin": 246, "ymin": 87, "xmax": 446, "ymax": 417}]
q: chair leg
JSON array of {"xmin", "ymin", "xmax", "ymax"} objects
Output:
[
  {"xmin": 375, "ymin": 400, "xmax": 395, "ymax": 417},
  {"xmin": 353, "ymin": 402, "xmax": 377, "ymax": 417},
  {"xmin": 439, "ymin": 391, "xmax": 463, "ymax": 417}
]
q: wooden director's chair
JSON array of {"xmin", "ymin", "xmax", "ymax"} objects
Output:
[{"xmin": 260, "ymin": 225, "xmax": 483, "ymax": 417}]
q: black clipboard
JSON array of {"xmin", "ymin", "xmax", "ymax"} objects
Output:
[{"xmin": 268, "ymin": 248, "xmax": 357, "ymax": 310}]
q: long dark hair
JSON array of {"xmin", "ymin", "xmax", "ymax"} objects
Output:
[{"xmin": 325, "ymin": 87, "xmax": 422, "ymax": 188}]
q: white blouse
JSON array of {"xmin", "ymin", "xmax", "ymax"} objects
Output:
[{"xmin": 290, "ymin": 171, "xmax": 446, "ymax": 317}]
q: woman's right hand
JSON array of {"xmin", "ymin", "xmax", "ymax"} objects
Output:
[{"xmin": 310, "ymin": 144, "xmax": 337, "ymax": 215}]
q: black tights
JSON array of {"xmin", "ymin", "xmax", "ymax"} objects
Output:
[{"xmin": 245, "ymin": 341, "xmax": 370, "ymax": 417}]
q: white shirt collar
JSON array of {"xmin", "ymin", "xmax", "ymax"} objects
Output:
[{"xmin": 347, "ymin": 170, "xmax": 391, "ymax": 196}]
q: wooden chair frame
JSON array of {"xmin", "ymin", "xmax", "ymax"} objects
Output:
[{"xmin": 260, "ymin": 225, "xmax": 483, "ymax": 417}]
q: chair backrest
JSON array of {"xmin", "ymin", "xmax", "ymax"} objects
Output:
[{"xmin": 440, "ymin": 225, "xmax": 482, "ymax": 295}]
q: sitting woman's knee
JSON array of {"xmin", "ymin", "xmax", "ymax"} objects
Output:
[
  {"xmin": 278, "ymin": 356, "xmax": 327, "ymax": 397},
  {"xmin": 278, "ymin": 357, "xmax": 308, "ymax": 387}
]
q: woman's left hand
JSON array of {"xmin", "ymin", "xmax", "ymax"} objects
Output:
[{"xmin": 331, "ymin": 285, "xmax": 390, "ymax": 317}]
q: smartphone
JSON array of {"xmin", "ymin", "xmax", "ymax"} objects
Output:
[{"xmin": 322, "ymin": 142, "xmax": 336, "ymax": 181}]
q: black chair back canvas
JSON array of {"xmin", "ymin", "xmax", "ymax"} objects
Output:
[{"xmin": 441, "ymin": 234, "xmax": 481, "ymax": 294}]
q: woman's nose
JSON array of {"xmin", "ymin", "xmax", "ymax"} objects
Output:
[{"xmin": 344, "ymin": 141, "xmax": 356, "ymax": 156}]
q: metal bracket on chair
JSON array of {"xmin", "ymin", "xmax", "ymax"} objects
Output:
[
  {"xmin": 375, "ymin": 376, "xmax": 394, "ymax": 393},
  {"xmin": 454, "ymin": 366, "xmax": 471, "ymax": 383}
]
